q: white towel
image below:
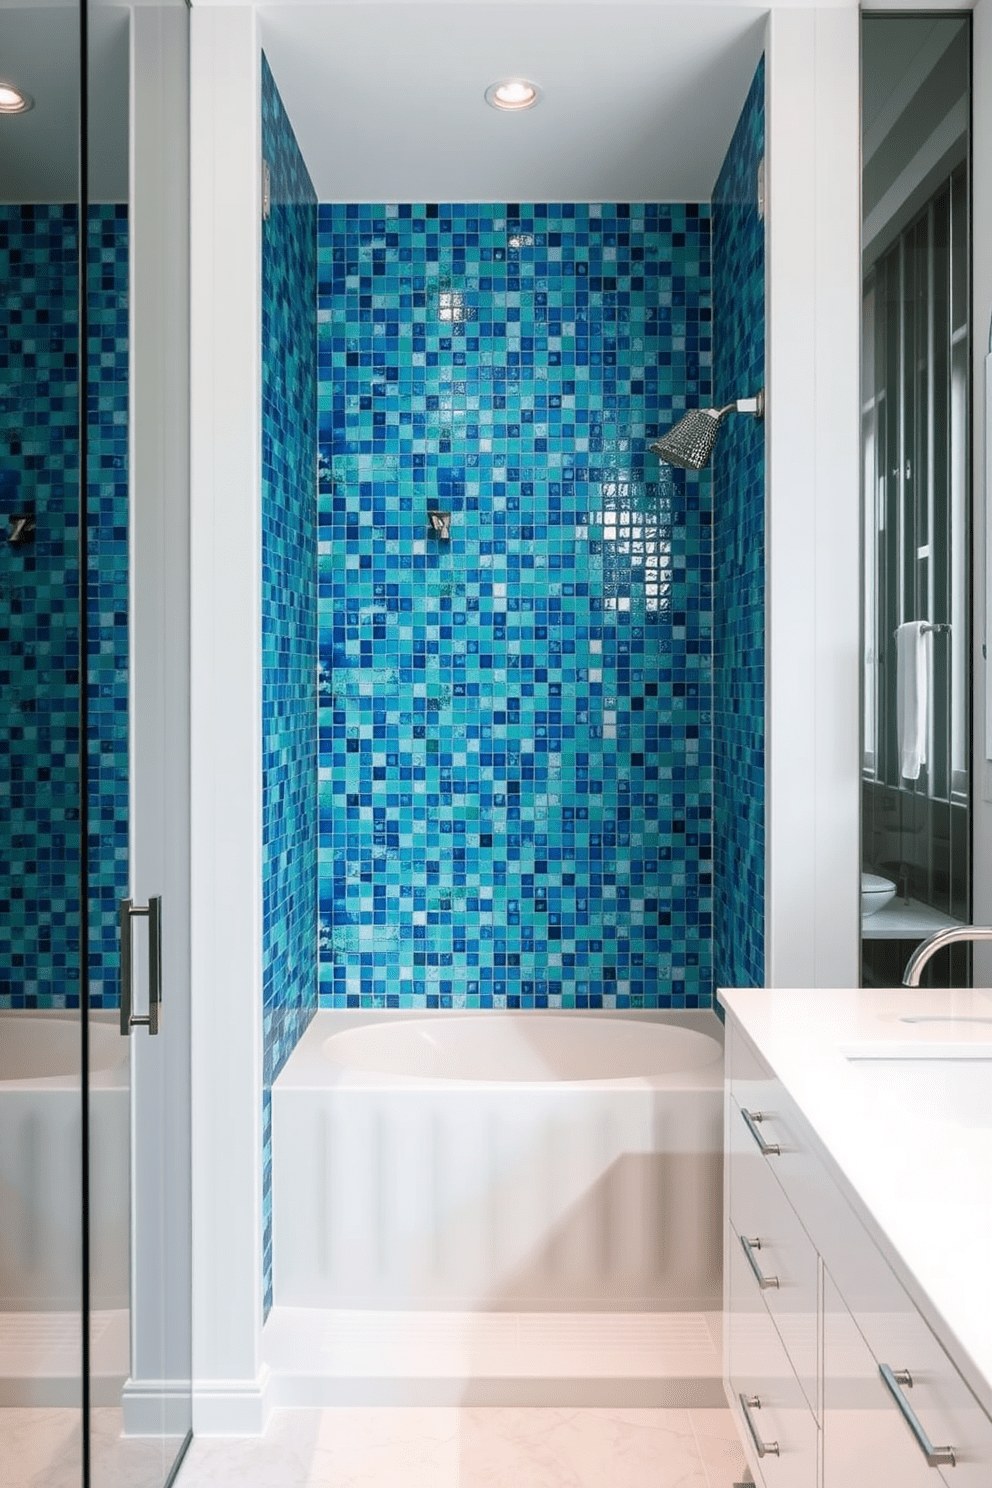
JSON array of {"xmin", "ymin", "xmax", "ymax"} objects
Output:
[{"xmin": 896, "ymin": 621, "xmax": 930, "ymax": 780}]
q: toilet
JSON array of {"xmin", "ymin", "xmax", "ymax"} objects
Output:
[{"xmin": 861, "ymin": 871, "xmax": 896, "ymax": 916}]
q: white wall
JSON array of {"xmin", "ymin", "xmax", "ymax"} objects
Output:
[
  {"xmin": 189, "ymin": 4, "xmax": 267, "ymax": 1434},
  {"xmin": 764, "ymin": 6, "xmax": 861, "ymax": 988}
]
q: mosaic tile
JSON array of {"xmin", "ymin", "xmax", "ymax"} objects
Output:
[
  {"xmin": 317, "ymin": 202, "xmax": 714, "ymax": 1012},
  {"xmin": 261, "ymin": 54, "xmax": 319, "ymax": 1316},
  {"xmin": 0, "ymin": 204, "xmax": 129, "ymax": 1012},
  {"xmin": 712, "ymin": 58, "xmax": 765, "ymax": 992}
]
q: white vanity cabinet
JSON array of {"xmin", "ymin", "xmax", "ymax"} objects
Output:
[{"xmin": 724, "ymin": 1013, "xmax": 992, "ymax": 1488}]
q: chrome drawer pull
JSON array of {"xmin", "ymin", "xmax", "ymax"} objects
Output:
[
  {"xmin": 738, "ymin": 1393, "xmax": 780, "ymax": 1458},
  {"xmin": 879, "ymin": 1364, "xmax": 956, "ymax": 1467},
  {"xmin": 741, "ymin": 1106, "xmax": 781, "ymax": 1156},
  {"xmin": 741, "ymin": 1234, "xmax": 780, "ymax": 1289}
]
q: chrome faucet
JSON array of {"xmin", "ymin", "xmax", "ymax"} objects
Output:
[{"xmin": 902, "ymin": 926, "xmax": 992, "ymax": 987}]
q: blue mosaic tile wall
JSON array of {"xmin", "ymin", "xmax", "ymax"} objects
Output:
[
  {"xmin": 261, "ymin": 56, "xmax": 318, "ymax": 1315},
  {"xmin": 712, "ymin": 58, "xmax": 766, "ymax": 990},
  {"xmin": 0, "ymin": 204, "xmax": 129, "ymax": 1011},
  {"xmin": 318, "ymin": 203, "xmax": 713, "ymax": 1011}
]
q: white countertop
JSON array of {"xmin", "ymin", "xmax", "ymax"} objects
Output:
[{"xmin": 718, "ymin": 984, "xmax": 992, "ymax": 1419}]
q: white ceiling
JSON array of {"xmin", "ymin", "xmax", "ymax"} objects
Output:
[{"xmin": 258, "ymin": 4, "xmax": 767, "ymax": 202}]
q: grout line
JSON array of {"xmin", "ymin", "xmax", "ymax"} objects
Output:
[{"xmin": 687, "ymin": 1408, "xmax": 714, "ymax": 1488}]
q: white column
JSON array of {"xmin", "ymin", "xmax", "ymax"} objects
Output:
[
  {"xmin": 124, "ymin": 0, "xmax": 193, "ymax": 1437},
  {"xmin": 764, "ymin": 8, "xmax": 861, "ymax": 988},
  {"xmin": 189, "ymin": 4, "xmax": 266, "ymax": 1433}
]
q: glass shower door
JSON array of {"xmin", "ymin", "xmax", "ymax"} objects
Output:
[
  {"xmin": 85, "ymin": 2, "xmax": 192, "ymax": 1484},
  {"xmin": 0, "ymin": 4, "xmax": 85, "ymax": 1483}
]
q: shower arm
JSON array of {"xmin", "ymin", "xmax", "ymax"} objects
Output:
[
  {"xmin": 709, "ymin": 391, "xmax": 765, "ymax": 421},
  {"xmin": 734, "ymin": 391, "xmax": 764, "ymax": 418}
]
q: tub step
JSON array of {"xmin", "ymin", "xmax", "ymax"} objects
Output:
[
  {"xmin": 263, "ymin": 1308, "xmax": 725, "ymax": 1408},
  {"xmin": 0, "ymin": 1308, "xmax": 128, "ymax": 1407}
]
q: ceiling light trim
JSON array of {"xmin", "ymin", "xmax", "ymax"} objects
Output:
[
  {"xmin": 0, "ymin": 82, "xmax": 34, "ymax": 116},
  {"xmin": 485, "ymin": 78, "xmax": 540, "ymax": 113}
]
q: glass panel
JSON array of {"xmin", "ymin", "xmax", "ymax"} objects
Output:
[
  {"xmin": 949, "ymin": 162, "xmax": 969, "ymax": 802},
  {"xmin": 85, "ymin": 3, "xmax": 191, "ymax": 1485},
  {"xmin": 84, "ymin": 4, "xmax": 133, "ymax": 1481},
  {"xmin": 863, "ymin": 280, "xmax": 879, "ymax": 777},
  {"xmin": 931, "ymin": 190, "xmax": 950, "ymax": 802},
  {"xmin": 882, "ymin": 246, "xmax": 901, "ymax": 786},
  {"xmin": 0, "ymin": 3, "xmax": 84, "ymax": 1482}
]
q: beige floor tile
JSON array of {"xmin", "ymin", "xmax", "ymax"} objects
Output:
[
  {"xmin": 0, "ymin": 1401, "xmax": 749, "ymax": 1488},
  {"xmin": 0, "ymin": 1408, "xmax": 82, "ymax": 1488},
  {"xmin": 89, "ymin": 1408, "xmax": 188, "ymax": 1488},
  {"xmin": 688, "ymin": 1409, "xmax": 751, "ymax": 1488},
  {"xmin": 454, "ymin": 1408, "xmax": 708, "ymax": 1488},
  {"xmin": 174, "ymin": 1406, "xmax": 719, "ymax": 1488}
]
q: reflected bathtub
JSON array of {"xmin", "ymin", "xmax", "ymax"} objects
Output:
[
  {"xmin": 0, "ymin": 1013, "xmax": 128, "ymax": 1311},
  {"xmin": 273, "ymin": 1009, "xmax": 724, "ymax": 1312}
]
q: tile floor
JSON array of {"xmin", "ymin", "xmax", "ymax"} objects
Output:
[
  {"xmin": 172, "ymin": 1406, "xmax": 750, "ymax": 1487},
  {"xmin": 0, "ymin": 1408, "xmax": 185, "ymax": 1488}
]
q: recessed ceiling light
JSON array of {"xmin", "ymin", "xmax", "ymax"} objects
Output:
[
  {"xmin": 0, "ymin": 83, "xmax": 33, "ymax": 115},
  {"xmin": 485, "ymin": 79, "xmax": 540, "ymax": 113}
]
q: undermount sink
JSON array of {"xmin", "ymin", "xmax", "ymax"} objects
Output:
[{"xmin": 846, "ymin": 1051, "xmax": 992, "ymax": 1129}]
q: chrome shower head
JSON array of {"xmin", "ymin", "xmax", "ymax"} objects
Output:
[{"xmin": 649, "ymin": 390, "xmax": 764, "ymax": 471}]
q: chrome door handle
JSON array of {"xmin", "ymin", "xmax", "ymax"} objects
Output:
[
  {"xmin": 120, "ymin": 896, "xmax": 162, "ymax": 1036},
  {"xmin": 741, "ymin": 1234, "xmax": 780, "ymax": 1289},
  {"xmin": 879, "ymin": 1365, "xmax": 956, "ymax": 1467},
  {"xmin": 738, "ymin": 1393, "xmax": 780, "ymax": 1458},
  {"xmin": 741, "ymin": 1106, "xmax": 781, "ymax": 1156}
]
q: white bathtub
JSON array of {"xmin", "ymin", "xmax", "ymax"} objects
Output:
[
  {"xmin": 0, "ymin": 1013, "xmax": 129, "ymax": 1312},
  {"xmin": 273, "ymin": 1010, "xmax": 724, "ymax": 1312}
]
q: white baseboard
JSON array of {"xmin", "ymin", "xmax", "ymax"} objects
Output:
[
  {"xmin": 191, "ymin": 1365, "xmax": 271, "ymax": 1436},
  {"xmin": 121, "ymin": 1377, "xmax": 194, "ymax": 1437}
]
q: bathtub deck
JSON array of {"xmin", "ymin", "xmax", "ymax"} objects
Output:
[{"xmin": 263, "ymin": 1308, "xmax": 725, "ymax": 1408}]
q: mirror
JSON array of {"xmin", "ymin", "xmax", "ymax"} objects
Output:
[{"xmin": 860, "ymin": 15, "xmax": 971, "ymax": 988}]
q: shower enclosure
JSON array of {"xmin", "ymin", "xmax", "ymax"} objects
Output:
[
  {"xmin": 860, "ymin": 13, "xmax": 972, "ymax": 989},
  {"xmin": 0, "ymin": 2, "xmax": 192, "ymax": 1483}
]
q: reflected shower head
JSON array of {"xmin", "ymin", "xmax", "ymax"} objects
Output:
[{"xmin": 650, "ymin": 390, "xmax": 764, "ymax": 471}]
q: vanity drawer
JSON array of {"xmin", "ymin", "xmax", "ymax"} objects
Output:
[
  {"xmin": 824, "ymin": 1268, "xmax": 942, "ymax": 1488},
  {"xmin": 833, "ymin": 1262, "xmax": 992, "ymax": 1486},
  {"xmin": 728, "ymin": 1039, "xmax": 863, "ymax": 1259},
  {"xmin": 728, "ymin": 1095, "xmax": 819, "ymax": 1416},
  {"xmin": 727, "ymin": 1220, "xmax": 818, "ymax": 1488}
]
